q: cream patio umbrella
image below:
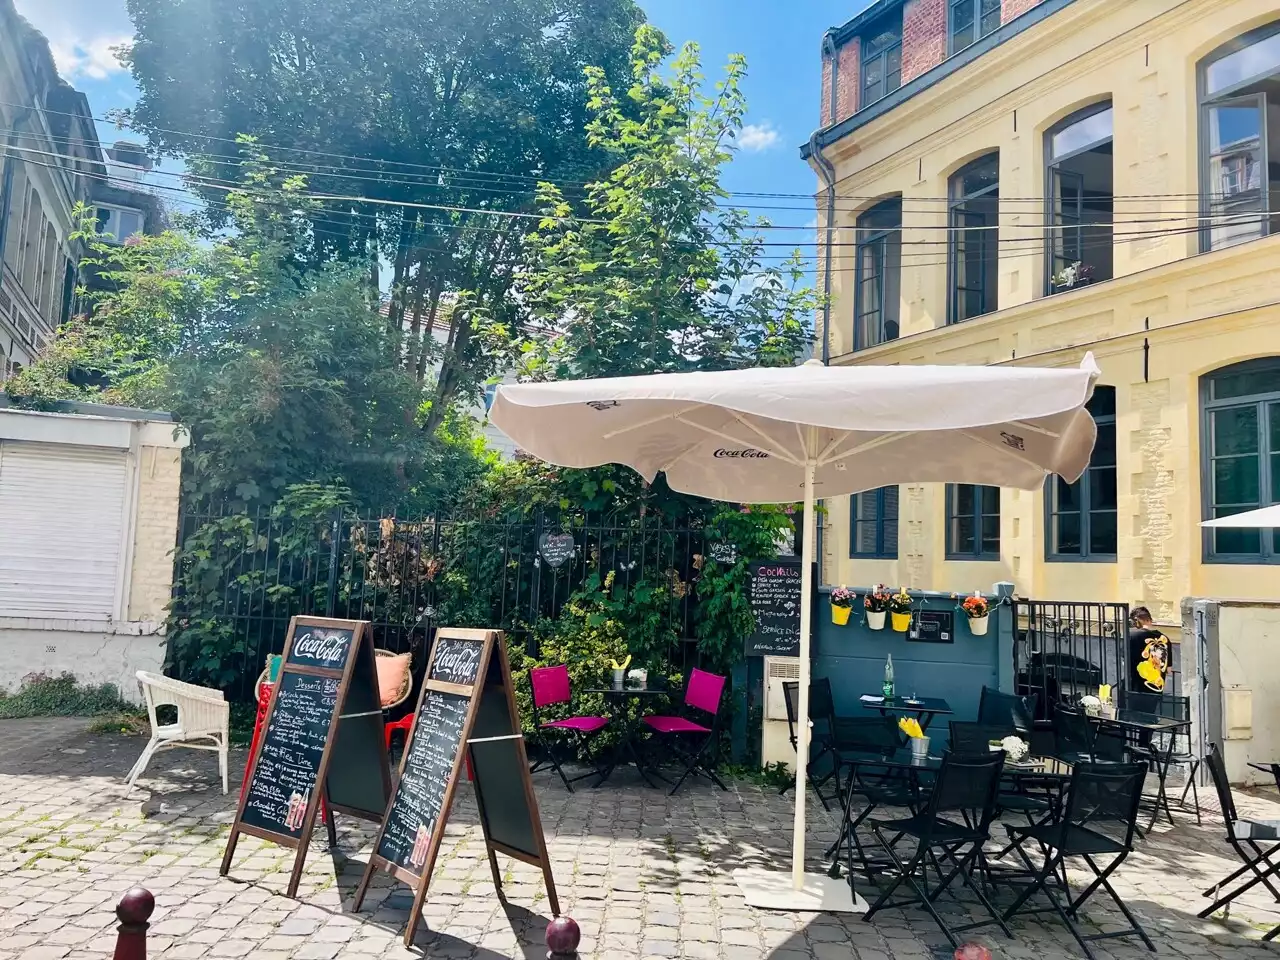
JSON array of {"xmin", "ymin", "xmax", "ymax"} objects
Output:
[
  {"xmin": 489, "ymin": 355, "xmax": 1100, "ymax": 910},
  {"xmin": 1200, "ymin": 504, "xmax": 1280, "ymax": 528}
]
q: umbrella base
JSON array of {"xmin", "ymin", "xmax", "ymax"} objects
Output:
[{"xmin": 733, "ymin": 867, "xmax": 869, "ymax": 913}]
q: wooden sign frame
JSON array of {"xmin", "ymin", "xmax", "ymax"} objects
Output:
[
  {"xmin": 354, "ymin": 627, "xmax": 559, "ymax": 946},
  {"xmin": 220, "ymin": 616, "xmax": 390, "ymax": 897}
]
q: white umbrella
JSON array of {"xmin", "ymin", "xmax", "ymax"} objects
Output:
[
  {"xmin": 490, "ymin": 354, "xmax": 1100, "ymax": 908},
  {"xmin": 1200, "ymin": 505, "xmax": 1280, "ymax": 527}
]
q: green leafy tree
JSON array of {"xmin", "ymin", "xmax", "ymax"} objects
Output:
[{"xmin": 511, "ymin": 25, "xmax": 816, "ymax": 380}]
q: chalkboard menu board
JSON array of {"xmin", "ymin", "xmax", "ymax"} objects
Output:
[
  {"xmin": 221, "ymin": 617, "xmax": 388, "ymax": 898},
  {"xmin": 354, "ymin": 627, "xmax": 559, "ymax": 947},
  {"xmin": 239, "ymin": 672, "xmax": 338, "ymax": 836},
  {"xmin": 746, "ymin": 560, "xmax": 806, "ymax": 657},
  {"xmin": 376, "ymin": 690, "xmax": 468, "ymax": 873}
]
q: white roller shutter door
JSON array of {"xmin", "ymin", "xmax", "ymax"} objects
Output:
[{"xmin": 0, "ymin": 440, "xmax": 130, "ymax": 618}]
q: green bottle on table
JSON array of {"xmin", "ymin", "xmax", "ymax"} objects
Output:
[{"xmin": 883, "ymin": 654, "xmax": 895, "ymax": 700}]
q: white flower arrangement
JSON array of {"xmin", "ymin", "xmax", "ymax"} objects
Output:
[
  {"xmin": 1000, "ymin": 735, "xmax": 1029, "ymax": 763},
  {"xmin": 627, "ymin": 668, "xmax": 648, "ymax": 683},
  {"xmin": 1079, "ymin": 694, "xmax": 1101, "ymax": 708}
]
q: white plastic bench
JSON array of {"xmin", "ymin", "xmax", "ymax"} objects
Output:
[{"xmin": 125, "ymin": 671, "xmax": 229, "ymax": 794}]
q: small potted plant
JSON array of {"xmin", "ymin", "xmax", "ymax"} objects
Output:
[
  {"xmin": 1079, "ymin": 693, "xmax": 1102, "ymax": 717},
  {"xmin": 830, "ymin": 586, "xmax": 854, "ymax": 626},
  {"xmin": 962, "ymin": 594, "xmax": 990, "ymax": 636},
  {"xmin": 863, "ymin": 586, "xmax": 890, "ymax": 631},
  {"xmin": 889, "ymin": 587, "xmax": 913, "ymax": 632},
  {"xmin": 1051, "ymin": 260, "xmax": 1095, "ymax": 293}
]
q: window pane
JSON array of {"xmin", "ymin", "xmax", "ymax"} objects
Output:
[
  {"xmin": 1214, "ymin": 456, "xmax": 1261, "ymax": 505},
  {"xmin": 980, "ymin": 0, "xmax": 1001, "ymax": 37},
  {"xmin": 1214, "ymin": 522, "xmax": 1261, "ymax": 555},
  {"xmin": 856, "ymin": 521, "xmax": 878, "ymax": 554},
  {"xmin": 954, "ymin": 155, "xmax": 999, "ymax": 199},
  {"xmin": 1089, "ymin": 466, "xmax": 1118, "ymax": 511},
  {"xmin": 1205, "ymin": 29, "xmax": 1280, "ymax": 96},
  {"xmin": 1211, "ymin": 364, "xmax": 1280, "ymax": 401},
  {"xmin": 1050, "ymin": 106, "xmax": 1113, "ymax": 159},
  {"xmin": 953, "ymin": 22, "xmax": 975, "ymax": 52},
  {"xmin": 1089, "ymin": 511, "xmax": 1117, "ymax": 555},
  {"xmin": 1054, "ymin": 475, "xmax": 1081, "ymax": 512},
  {"xmin": 1213, "ymin": 405, "xmax": 1259, "ymax": 455},
  {"xmin": 1205, "ymin": 100, "xmax": 1265, "ymax": 249},
  {"xmin": 955, "ymin": 484, "xmax": 975, "ymax": 516},
  {"xmin": 954, "ymin": 516, "xmax": 976, "ymax": 554},
  {"xmin": 1055, "ymin": 512, "xmax": 1082, "ymax": 554},
  {"xmin": 980, "ymin": 516, "xmax": 1000, "ymax": 554},
  {"xmin": 979, "ymin": 485, "xmax": 1000, "ymax": 514},
  {"xmin": 885, "ymin": 47, "xmax": 901, "ymax": 93},
  {"xmin": 884, "ymin": 520, "xmax": 899, "ymax": 555},
  {"xmin": 1087, "ymin": 386, "xmax": 1117, "ymax": 418},
  {"xmin": 883, "ymin": 485, "xmax": 900, "ymax": 519}
]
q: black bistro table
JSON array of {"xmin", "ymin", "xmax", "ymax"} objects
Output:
[
  {"xmin": 859, "ymin": 694, "xmax": 953, "ymax": 732},
  {"xmin": 586, "ymin": 676, "xmax": 670, "ymax": 787},
  {"xmin": 1071, "ymin": 707, "xmax": 1192, "ymax": 826}
]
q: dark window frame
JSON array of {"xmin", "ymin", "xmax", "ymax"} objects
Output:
[
  {"xmin": 849, "ymin": 486, "xmax": 899, "ymax": 559},
  {"xmin": 947, "ymin": 153, "xmax": 1000, "ymax": 325},
  {"xmin": 853, "ymin": 197, "xmax": 902, "ymax": 352},
  {"xmin": 860, "ymin": 14, "xmax": 903, "ymax": 108},
  {"xmin": 1044, "ymin": 100, "xmax": 1114, "ymax": 297},
  {"xmin": 948, "ymin": 0, "xmax": 1003, "ymax": 56},
  {"xmin": 1200, "ymin": 357, "xmax": 1280, "ymax": 564},
  {"xmin": 945, "ymin": 483, "xmax": 1001, "ymax": 560},
  {"xmin": 1196, "ymin": 20, "xmax": 1280, "ymax": 253},
  {"xmin": 1045, "ymin": 386, "xmax": 1118, "ymax": 562}
]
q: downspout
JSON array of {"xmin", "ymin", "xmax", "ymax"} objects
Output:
[{"xmin": 0, "ymin": 109, "xmax": 35, "ymax": 278}]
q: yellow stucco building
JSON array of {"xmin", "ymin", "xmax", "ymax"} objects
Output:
[{"xmin": 806, "ymin": 0, "xmax": 1280, "ymax": 621}]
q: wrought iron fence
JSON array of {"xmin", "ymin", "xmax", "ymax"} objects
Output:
[
  {"xmin": 170, "ymin": 506, "xmax": 708, "ymax": 702},
  {"xmin": 1012, "ymin": 598, "xmax": 1130, "ymax": 720}
]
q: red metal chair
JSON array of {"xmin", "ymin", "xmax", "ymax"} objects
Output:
[
  {"xmin": 641, "ymin": 668, "xmax": 728, "ymax": 795},
  {"xmin": 529, "ymin": 665, "xmax": 610, "ymax": 792}
]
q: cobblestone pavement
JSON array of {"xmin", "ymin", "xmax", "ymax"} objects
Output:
[{"xmin": 2, "ymin": 718, "xmax": 1280, "ymax": 959}]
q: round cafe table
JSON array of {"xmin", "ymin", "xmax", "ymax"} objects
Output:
[{"xmin": 585, "ymin": 676, "xmax": 670, "ymax": 788}]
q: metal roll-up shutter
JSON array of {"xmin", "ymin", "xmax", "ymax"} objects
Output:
[{"xmin": 0, "ymin": 440, "xmax": 130, "ymax": 618}]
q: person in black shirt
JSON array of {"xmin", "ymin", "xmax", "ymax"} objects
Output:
[{"xmin": 1127, "ymin": 606, "xmax": 1169, "ymax": 693}]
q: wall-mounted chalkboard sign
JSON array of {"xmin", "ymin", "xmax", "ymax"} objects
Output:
[
  {"xmin": 538, "ymin": 532, "xmax": 575, "ymax": 568},
  {"xmin": 908, "ymin": 609, "xmax": 955, "ymax": 644},
  {"xmin": 221, "ymin": 617, "xmax": 389, "ymax": 898},
  {"xmin": 354, "ymin": 628, "xmax": 559, "ymax": 947},
  {"xmin": 709, "ymin": 541, "xmax": 738, "ymax": 565},
  {"xmin": 746, "ymin": 560, "xmax": 808, "ymax": 657}
]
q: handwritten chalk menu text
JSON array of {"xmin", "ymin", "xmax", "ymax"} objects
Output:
[
  {"xmin": 286, "ymin": 624, "xmax": 355, "ymax": 671},
  {"xmin": 240, "ymin": 672, "xmax": 337, "ymax": 836},
  {"xmin": 429, "ymin": 635, "xmax": 484, "ymax": 687},
  {"xmin": 376, "ymin": 690, "xmax": 469, "ymax": 874},
  {"xmin": 746, "ymin": 560, "xmax": 804, "ymax": 657}
]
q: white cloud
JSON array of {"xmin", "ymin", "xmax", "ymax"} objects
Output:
[
  {"xmin": 738, "ymin": 122, "xmax": 781, "ymax": 153},
  {"xmin": 50, "ymin": 35, "xmax": 132, "ymax": 81},
  {"xmin": 13, "ymin": 0, "xmax": 134, "ymax": 81}
]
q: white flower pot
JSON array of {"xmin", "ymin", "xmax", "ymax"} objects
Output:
[
  {"xmin": 866, "ymin": 610, "xmax": 886, "ymax": 630},
  {"xmin": 968, "ymin": 614, "xmax": 989, "ymax": 636}
]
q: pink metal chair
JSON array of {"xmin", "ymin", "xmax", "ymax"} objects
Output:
[
  {"xmin": 529, "ymin": 665, "xmax": 610, "ymax": 792},
  {"xmin": 641, "ymin": 668, "xmax": 728, "ymax": 794}
]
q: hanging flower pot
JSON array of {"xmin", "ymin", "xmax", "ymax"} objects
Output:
[
  {"xmin": 962, "ymin": 593, "xmax": 991, "ymax": 637},
  {"xmin": 830, "ymin": 586, "xmax": 854, "ymax": 626},
  {"xmin": 866, "ymin": 610, "xmax": 886, "ymax": 630},
  {"xmin": 968, "ymin": 614, "xmax": 989, "ymax": 636},
  {"xmin": 890, "ymin": 612, "xmax": 911, "ymax": 632},
  {"xmin": 831, "ymin": 605, "xmax": 852, "ymax": 626},
  {"xmin": 888, "ymin": 587, "xmax": 912, "ymax": 632}
]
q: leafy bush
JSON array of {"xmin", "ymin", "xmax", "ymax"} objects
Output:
[{"xmin": 0, "ymin": 673, "xmax": 138, "ymax": 719}]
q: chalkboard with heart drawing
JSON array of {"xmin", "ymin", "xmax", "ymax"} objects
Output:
[{"xmin": 538, "ymin": 532, "xmax": 576, "ymax": 568}]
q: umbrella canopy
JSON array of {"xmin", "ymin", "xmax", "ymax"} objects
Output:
[
  {"xmin": 490, "ymin": 354, "xmax": 1100, "ymax": 899},
  {"xmin": 1201, "ymin": 505, "xmax": 1280, "ymax": 528},
  {"xmin": 490, "ymin": 357, "xmax": 1100, "ymax": 502}
]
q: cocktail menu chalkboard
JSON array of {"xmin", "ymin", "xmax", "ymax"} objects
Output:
[
  {"xmin": 221, "ymin": 616, "xmax": 390, "ymax": 898},
  {"xmin": 354, "ymin": 628, "xmax": 559, "ymax": 946},
  {"xmin": 746, "ymin": 560, "xmax": 806, "ymax": 657}
]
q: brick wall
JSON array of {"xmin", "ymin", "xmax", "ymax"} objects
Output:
[
  {"xmin": 821, "ymin": 56, "xmax": 833, "ymax": 125},
  {"xmin": 127, "ymin": 445, "xmax": 183, "ymax": 623},
  {"xmin": 834, "ymin": 38, "xmax": 860, "ymax": 124},
  {"xmin": 1002, "ymin": 0, "xmax": 1043, "ymax": 22},
  {"xmin": 903, "ymin": 0, "xmax": 947, "ymax": 83}
]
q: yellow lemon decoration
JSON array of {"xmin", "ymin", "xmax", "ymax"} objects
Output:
[{"xmin": 609, "ymin": 654, "xmax": 633, "ymax": 671}]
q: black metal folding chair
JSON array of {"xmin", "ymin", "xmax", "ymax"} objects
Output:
[
  {"xmin": 950, "ymin": 721, "xmax": 1054, "ymax": 824},
  {"xmin": 862, "ymin": 750, "xmax": 1012, "ymax": 949},
  {"xmin": 1124, "ymin": 691, "xmax": 1201, "ymax": 826},
  {"xmin": 978, "ymin": 686, "xmax": 1037, "ymax": 736},
  {"xmin": 1002, "ymin": 761, "xmax": 1153, "ymax": 960},
  {"xmin": 780, "ymin": 678, "xmax": 839, "ymax": 810},
  {"xmin": 825, "ymin": 716, "xmax": 912, "ymax": 878},
  {"xmin": 1052, "ymin": 706, "xmax": 1099, "ymax": 764},
  {"xmin": 1198, "ymin": 742, "xmax": 1280, "ymax": 923}
]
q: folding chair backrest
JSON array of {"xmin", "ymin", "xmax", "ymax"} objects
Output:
[
  {"xmin": 978, "ymin": 686, "xmax": 1036, "ymax": 735},
  {"xmin": 1123, "ymin": 690, "xmax": 1161, "ymax": 714},
  {"xmin": 927, "ymin": 750, "xmax": 1005, "ymax": 828},
  {"xmin": 1062, "ymin": 761, "xmax": 1148, "ymax": 850},
  {"xmin": 1205, "ymin": 743, "xmax": 1238, "ymax": 827},
  {"xmin": 530, "ymin": 665, "xmax": 572, "ymax": 710},
  {"xmin": 809, "ymin": 677, "xmax": 837, "ymax": 729},
  {"xmin": 948, "ymin": 721, "xmax": 1012, "ymax": 755},
  {"xmin": 1053, "ymin": 706, "xmax": 1094, "ymax": 754},
  {"xmin": 781, "ymin": 681, "xmax": 800, "ymax": 746},
  {"xmin": 839, "ymin": 715, "xmax": 904, "ymax": 751},
  {"xmin": 685, "ymin": 669, "xmax": 726, "ymax": 717}
]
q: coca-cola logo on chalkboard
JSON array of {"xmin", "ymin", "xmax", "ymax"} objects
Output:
[{"xmin": 293, "ymin": 630, "xmax": 350, "ymax": 665}]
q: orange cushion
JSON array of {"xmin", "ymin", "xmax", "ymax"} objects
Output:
[{"xmin": 375, "ymin": 653, "xmax": 411, "ymax": 707}]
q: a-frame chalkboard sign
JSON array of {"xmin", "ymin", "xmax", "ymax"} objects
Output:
[
  {"xmin": 220, "ymin": 616, "xmax": 391, "ymax": 897},
  {"xmin": 354, "ymin": 627, "xmax": 559, "ymax": 946}
]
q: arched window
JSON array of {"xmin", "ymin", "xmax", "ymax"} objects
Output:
[
  {"xmin": 853, "ymin": 198, "xmax": 902, "ymax": 350},
  {"xmin": 1198, "ymin": 22, "xmax": 1280, "ymax": 251},
  {"xmin": 1201, "ymin": 357, "xmax": 1280, "ymax": 562},
  {"xmin": 1044, "ymin": 102, "xmax": 1113, "ymax": 295},
  {"xmin": 1047, "ymin": 386, "xmax": 1117, "ymax": 559},
  {"xmin": 948, "ymin": 153, "xmax": 999, "ymax": 324}
]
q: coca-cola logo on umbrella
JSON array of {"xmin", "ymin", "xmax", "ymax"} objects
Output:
[{"xmin": 713, "ymin": 448, "xmax": 770, "ymax": 459}]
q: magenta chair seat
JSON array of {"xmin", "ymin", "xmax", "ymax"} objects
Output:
[
  {"xmin": 543, "ymin": 716, "xmax": 609, "ymax": 733},
  {"xmin": 643, "ymin": 716, "xmax": 710, "ymax": 735}
]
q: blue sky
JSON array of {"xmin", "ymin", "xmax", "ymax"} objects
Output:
[{"xmin": 16, "ymin": 0, "xmax": 871, "ymax": 235}]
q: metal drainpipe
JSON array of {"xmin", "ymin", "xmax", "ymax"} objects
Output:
[
  {"xmin": 0, "ymin": 109, "xmax": 34, "ymax": 279},
  {"xmin": 809, "ymin": 31, "xmax": 840, "ymax": 585}
]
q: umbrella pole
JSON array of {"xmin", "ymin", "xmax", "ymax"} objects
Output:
[{"xmin": 791, "ymin": 456, "xmax": 816, "ymax": 891}]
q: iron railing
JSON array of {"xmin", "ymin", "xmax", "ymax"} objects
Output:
[
  {"xmin": 1012, "ymin": 598, "xmax": 1130, "ymax": 720},
  {"xmin": 170, "ymin": 506, "xmax": 708, "ymax": 702}
]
